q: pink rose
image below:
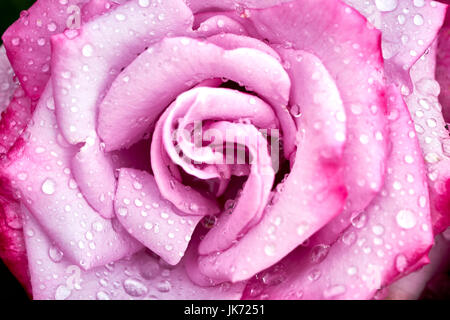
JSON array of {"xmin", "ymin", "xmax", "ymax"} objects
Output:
[{"xmin": 0, "ymin": 0, "xmax": 449, "ymax": 300}]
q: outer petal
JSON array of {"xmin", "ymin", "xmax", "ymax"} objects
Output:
[
  {"xmin": 1, "ymin": 84, "xmax": 141, "ymax": 270},
  {"xmin": 242, "ymin": 86, "xmax": 433, "ymax": 300},
  {"xmin": 0, "ymin": 180, "xmax": 31, "ymax": 296},
  {"xmin": 436, "ymin": 11, "xmax": 450, "ymax": 122},
  {"xmin": 404, "ymin": 42, "xmax": 450, "ymax": 234},
  {"xmin": 246, "ymin": 0, "xmax": 388, "ymax": 230},
  {"xmin": 51, "ymin": 0, "xmax": 193, "ymax": 144},
  {"xmin": 0, "ymin": 46, "xmax": 18, "ymax": 115},
  {"xmin": 345, "ymin": 0, "xmax": 447, "ymax": 87},
  {"xmin": 2, "ymin": 0, "xmax": 91, "ymax": 99},
  {"xmin": 22, "ymin": 208, "xmax": 244, "ymax": 300},
  {"xmin": 0, "ymin": 88, "xmax": 32, "ymax": 155}
]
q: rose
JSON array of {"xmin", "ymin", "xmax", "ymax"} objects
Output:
[{"xmin": 0, "ymin": 0, "xmax": 449, "ymax": 300}]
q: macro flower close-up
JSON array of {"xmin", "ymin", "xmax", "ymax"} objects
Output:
[{"xmin": 0, "ymin": 0, "xmax": 449, "ymax": 301}]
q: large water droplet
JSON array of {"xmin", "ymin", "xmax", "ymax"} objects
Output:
[
  {"xmin": 55, "ymin": 285, "xmax": 71, "ymax": 300},
  {"xmin": 396, "ymin": 210, "xmax": 417, "ymax": 229},
  {"xmin": 49, "ymin": 245, "xmax": 64, "ymax": 263},
  {"xmin": 323, "ymin": 285, "xmax": 346, "ymax": 298},
  {"xmin": 310, "ymin": 244, "xmax": 330, "ymax": 264},
  {"xmin": 123, "ymin": 278, "xmax": 148, "ymax": 297},
  {"xmin": 156, "ymin": 280, "xmax": 172, "ymax": 293},
  {"xmin": 375, "ymin": 0, "xmax": 398, "ymax": 12},
  {"xmin": 41, "ymin": 178, "xmax": 56, "ymax": 195}
]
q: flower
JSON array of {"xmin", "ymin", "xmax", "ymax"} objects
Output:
[{"xmin": 0, "ymin": 0, "xmax": 449, "ymax": 300}]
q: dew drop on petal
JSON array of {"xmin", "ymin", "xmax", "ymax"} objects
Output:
[
  {"xmin": 123, "ymin": 278, "xmax": 148, "ymax": 297},
  {"xmin": 41, "ymin": 178, "xmax": 56, "ymax": 195},
  {"xmin": 396, "ymin": 210, "xmax": 417, "ymax": 229}
]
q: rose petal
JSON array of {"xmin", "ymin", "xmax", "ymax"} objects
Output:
[
  {"xmin": 186, "ymin": 0, "xmax": 293, "ymax": 12},
  {"xmin": 71, "ymin": 137, "xmax": 116, "ymax": 219},
  {"xmin": 2, "ymin": 0, "xmax": 91, "ymax": 99},
  {"xmin": 51, "ymin": 0, "xmax": 193, "ymax": 144},
  {"xmin": 242, "ymin": 86, "xmax": 433, "ymax": 300},
  {"xmin": 1, "ymin": 83, "xmax": 141, "ymax": 270},
  {"xmin": 0, "ymin": 46, "xmax": 18, "ymax": 115},
  {"xmin": 246, "ymin": 0, "xmax": 389, "ymax": 242},
  {"xmin": 22, "ymin": 208, "xmax": 244, "ymax": 300},
  {"xmin": 0, "ymin": 88, "xmax": 32, "ymax": 155},
  {"xmin": 0, "ymin": 180, "xmax": 31, "ymax": 296},
  {"xmin": 436, "ymin": 12, "xmax": 450, "ymax": 122},
  {"xmin": 98, "ymin": 37, "xmax": 295, "ymax": 158},
  {"xmin": 115, "ymin": 168, "xmax": 202, "ymax": 265},
  {"xmin": 404, "ymin": 42, "xmax": 450, "ymax": 234},
  {"xmin": 197, "ymin": 49, "xmax": 348, "ymax": 283}
]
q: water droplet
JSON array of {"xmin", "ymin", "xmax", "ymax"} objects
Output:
[
  {"xmin": 49, "ymin": 245, "xmax": 64, "ymax": 262},
  {"xmin": 323, "ymin": 284, "xmax": 346, "ymax": 298},
  {"xmin": 47, "ymin": 22, "xmax": 57, "ymax": 32},
  {"xmin": 138, "ymin": 0, "xmax": 150, "ymax": 7},
  {"xmin": 41, "ymin": 178, "xmax": 56, "ymax": 195},
  {"xmin": 342, "ymin": 231, "xmax": 357, "ymax": 246},
  {"xmin": 55, "ymin": 285, "xmax": 71, "ymax": 300},
  {"xmin": 201, "ymin": 215, "xmax": 217, "ymax": 229},
  {"xmin": 351, "ymin": 213, "xmax": 367, "ymax": 229},
  {"xmin": 117, "ymin": 207, "xmax": 128, "ymax": 216},
  {"xmin": 372, "ymin": 225, "xmax": 385, "ymax": 235},
  {"xmin": 82, "ymin": 44, "xmax": 93, "ymax": 57},
  {"xmin": 123, "ymin": 278, "xmax": 148, "ymax": 297},
  {"xmin": 96, "ymin": 291, "xmax": 110, "ymax": 300},
  {"xmin": 396, "ymin": 210, "xmax": 417, "ymax": 229},
  {"xmin": 310, "ymin": 244, "xmax": 330, "ymax": 264},
  {"xmin": 264, "ymin": 244, "xmax": 276, "ymax": 256},
  {"xmin": 395, "ymin": 254, "xmax": 408, "ymax": 272},
  {"xmin": 375, "ymin": 0, "xmax": 398, "ymax": 12},
  {"xmin": 290, "ymin": 104, "xmax": 302, "ymax": 118},
  {"xmin": 413, "ymin": 14, "xmax": 424, "ymax": 26},
  {"xmin": 156, "ymin": 280, "xmax": 172, "ymax": 293},
  {"xmin": 308, "ymin": 269, "xmax": 321, "ymax": 281}
]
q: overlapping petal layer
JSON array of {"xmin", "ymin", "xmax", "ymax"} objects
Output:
[{"xmin": 241, "ymin": 86, "xmax": 433, "ymax": 300}]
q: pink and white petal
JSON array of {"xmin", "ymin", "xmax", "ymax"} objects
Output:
[
  {"xmin": 404, "ymin": 42, "xmax": 450, "ymax": 234},
  {"xmin": 1, "ymin": 84, "xmax": 141, "ymax": 270},
  {"xmin": 0, "ymin": 179, "xmax": 31, "ymax": 296},
  {"xmin": 345, "ymin": 0, "xmax": 447, "ymax": 87},
  {"xmin": 151, "ymin": 109, "xmax": 221, "ymax": 216},
  {"xmin": 2, "ymin": 0, "xmax": 91, "ymax": 99},
  {"xmin": 242, "ymin": 86, "xmax": 433, "ymax": 300},
  {"xmin": 115, "ymin": 168, "xmax": 202, "ymax": 265},
  {"xmin": 22, "ymin": 209, "xmax": 244, "ymax": 300},
  {"xmin": 436, "ymin": 13, "xmax": 450, "ymax": 122},
  {"xmin": 98, "ymin": 37, "xmax": 295, "ymax": 158},
  {"xmin": 71, "ymin": 137, "xmax": 116, "ymax": 219},
  {"xmin": 81, "ymin": 0, "xmax": 120, "ymax": 22},
  {"xmin": 0, "ymin": 46, "xmax": 18, "ymax": 115},
  {"xmin": 51, "ymin": 0, "xmax": 193, "ymax": 144},
  {"xmin": 0, "ymin": 88, "xmax": 32, "ymax": 154},
  {"xmin": 386, "ymin": 233, "xmax": 450, "ymax": 300},
  {"xmin": 247, "ymin": 0, "xmax": 388, "ymax": 222},
  {"xmin": 197, "ymin": 49, "xmax": 348, "ymax": 283}
]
